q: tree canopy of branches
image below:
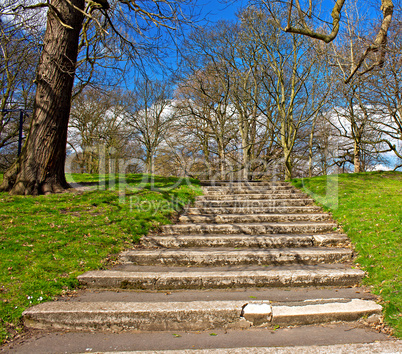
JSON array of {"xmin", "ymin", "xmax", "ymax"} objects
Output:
[
  {"xmin": 263, "ymin": 0, "xmax": 395, "ymax": 83},
  {"xmin": 176, "ymin": 7, "xmax": 331, "ymax": 180}
]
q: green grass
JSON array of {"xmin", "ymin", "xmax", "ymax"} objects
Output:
[
  {"xmin": 292, "ymin": 171, "xmax": 402, "ymax": 337},
  {"xmin": 0, "ymin": 173, "xmax": 202, "ymax": 343}
]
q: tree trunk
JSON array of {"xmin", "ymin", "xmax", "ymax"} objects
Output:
[
  {"xmin": 202, "ymin": 140, "xmax": 210, "ymax": 180},
  {"xmin": 284, "ymin": 148, "xmax": 292, "ymax": 181},
  {"xmin": 217, "ymin": 143, "xmax": 226, "ymax": 181},
  {"xmin": 145, "ymin": 150, "xmax": 154, "ymax": 174},
  {"xmin": 308, "ymin": 115, "xmax": 318, "ymax": 178},
  {"xmin": 242, "ymin": 144, "xmax": 251, "ymax": 181},
  {"xmin": 0, "ymin": 0, "xmax": 85, "ymax": 195},
  {"xmin": 354, "ymin": 140, "xmax": 361, "ymax": 173},
  {"xmin": 240, "ymin": 128, "xmax": 251, "ymax": 181},
  {"xmin": 281, "ymin": 120, "xmax": 293, "ymax": 181}
]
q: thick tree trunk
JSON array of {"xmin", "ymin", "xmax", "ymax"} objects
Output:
[{"xmin": 0, "ymin": 0, "xmax": 85, "ymax": 195}]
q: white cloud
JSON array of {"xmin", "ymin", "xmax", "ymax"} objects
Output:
[{"xmin": 372, "ymin": 164, "xmax": 393, "ymax": 171}]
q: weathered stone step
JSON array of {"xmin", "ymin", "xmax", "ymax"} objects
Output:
[
  {"xmin": 202, "ymin": 186, "xmax": 294, "ymax": 195},
  {"xmin": 187, "ymin": 206, "xmax": 322, "ymax": 215},
  {"xmin": 78, "ymin": 267, "xmax": 364, "ymax": 290},
  {"xmin": 119, "ymin": 247, "xmax": 352, "ymax": 266},
  {"xmin": 141, "ymin": 233, "xmax": 348, "ymax": 248},
  {"xmin": 200, "ymin": 181, "xmax": 290, "ymax": 187},
  {"xmin": 65, "ymin": 282, "xmax": 378, "ymax": 302},
  {"xmin": 160, "ymin": 222, "xmax": 338, "ymax": 235},
  {"xmin": 198, "ymin": 193, "xmax": 307, "ymax": 200},
  {"xmin": 202, "ymin": 188, "xmax": 298, "ymax": 195},
  {"xmin": 136, "ymin": 342, "xmax": 400, "ymax": 354},
  {"xmin": 23, "ymin": 298, "xmax": 382, "ymax": 332},
  {"xmin": 179, "ymin": 213, "xmax": 331, "ymax": 224},
  {"xmin": 194, "ymin": 199, "xmax": 314, "ymax": 207}
]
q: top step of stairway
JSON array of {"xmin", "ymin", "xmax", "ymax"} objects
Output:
[{"xmin": 200, "ymin": 181, "xmax": 289, "ymax": 187}]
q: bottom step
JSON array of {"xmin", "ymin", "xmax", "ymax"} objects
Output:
[
  {"xmin": 4, "ymin": 324, "xmax": 397, "ymax": 353},
  {"xmin": 23, "ymin": 298, "xmax": 382, "ymax": 332}
]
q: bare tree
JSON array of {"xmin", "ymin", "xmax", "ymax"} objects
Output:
[
  {"xmin": 127, "ymin": 79, "xmax": 178, "ymax": 174},
  {"xmin": 368, "ymin": 7, "xmax": 402, "ymax": 170},
  {"xmin": 325, "ymin": 3, "xmax": 395, "ymax": 172},
  {"xmin": 68, "ymin": 86, "xmax": 140, "ymax": 174},
  {"xmin": 222, "ymin": 15, "xmax": 278, "ymax": 180},
  {"xmin": 176, "ymin": 61, "xmax": 238, "ymax": 180},
  {"xmin": 243, "ymin": 9, "xmax": 330, "ymax": 180},
  {"xmin": 178, "ymin": 18, "xmax": 280, "ymax": 180},
  {"xmin": 328, "ymin": 93, "xmax": 382, "ymax": 172},
  {"xmin": 307, "ymin": 112, "xmax": 339, "ymax": 176}
]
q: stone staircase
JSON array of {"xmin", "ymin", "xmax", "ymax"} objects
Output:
[{"xmin": 23, "ymin": 181, "xmax": 382, "ymax": 338}]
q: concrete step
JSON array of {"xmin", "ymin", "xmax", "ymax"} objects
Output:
[
  {"xmin": 119, "ymin": 247, "xmax": 353, "ymax": 266},
  {"xmin": 78, "ymin": 267, "xmax": 364, "ymax": 290},
  {"xmin": 59, "ymin": 284, "xmax": 379, "ymax": 302},
  {"xmin": 202, "ymin": 188, "xmax": 298, "ymax": 195},
  {"xmin": 142, "ymin": 233, "xmax": 349, "ymax": 248},
  {"xmin": 160, "ymin": 222, "xmax": 338, "ymax": 235},
  {"xmin": 194, "ymin": 199, "xmax": 314, "ymax": 207},
  {"xmin": 202, "ymin": 189, "xmax": 296, "ymax": 196},
  {"xmin": 23, "ymin": 298, "xmax": 382, "ymax": 332},
  {"xmin": 198, "ymin": 193, "xmax": 307, "ymax": 200},
  {"xmin": 200, "ymin": 181, "xmax": 290, "ymax": 186},
  {"xmin": 179, "ymin": 213, "xmax": 331, "ymax": 224},
  {"xmin": 187, "ymin": 206, "xmax": 322, "ymax": 214},
  {"xmin": 133, "ymin": 342, "xmax": 401, "ymax": 354},
  {"xmin": 7, "ymin": 324, "xmax": 395, "ymax": 353}
]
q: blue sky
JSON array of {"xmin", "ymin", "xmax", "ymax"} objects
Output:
[
  {"xmin": 124, "ymin": 1, "xmax": 249, "ymax": 84},
  {"xmin": 199, "ymin": 0, "xmax": 247, "ymax": 22}
]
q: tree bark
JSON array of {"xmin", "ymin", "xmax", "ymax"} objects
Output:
[
  {"xmin": 0, "ymin": 0, "xmax": 85, "ymax": 195},
  {"xmin": 354, "ymin": 140, "xmax": 362, "ymax": 173},
  {"xmin": 283, "ymin": 147, "xmax": 293, "ymax": 181},
  {"xmin": 238, "ymin": 114, "xmax": 250, "ymax": 181},
  {"xmin": 145, "ymin": 150, "xmax": 154, "ymax": 174},
  {"xmin": 308, "ymin": 114, "xmax": 319, "ymax": 178}
]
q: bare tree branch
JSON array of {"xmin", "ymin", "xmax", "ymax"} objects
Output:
[
  {"xmin": 284, "ymin": 0, "xmax": 346, "ymax": 43},
  {"xmin": 345, "ymin": 0, "xmax": 394, "ymax": 83},
  {"xmin": 269, "ymin": 0, "xmax": 395, "ymax": 84}
]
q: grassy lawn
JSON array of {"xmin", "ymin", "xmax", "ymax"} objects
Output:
[
  {"xmin": 292, "ymin": 171, "xmax": 402, "ymax": 337},
  {"xmin": 0, "ymin": 173, "xmax": 202, "ymax": 343}
]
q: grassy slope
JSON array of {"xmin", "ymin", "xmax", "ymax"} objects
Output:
[
  {"xmin": 292, "ymin": 171, "xmax": 402, "ymax": 337},
  {"xmin": 0, "ymin": 173, "xmax": 202, "ymax": 343}
]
